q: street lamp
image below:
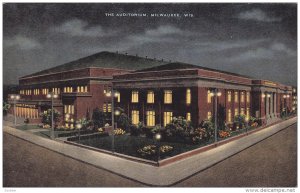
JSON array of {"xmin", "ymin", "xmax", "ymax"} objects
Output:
[
  {"xmin": 76, "ymin": 122, "xmax": 82, "ymax": 142},
  {"xmin": 46, "ymin": 92, "xmax": 58, "ymax": 139},
  {"xmin": 10, "ymin": 94, "xmax": 20, "ymax": 127},
  {"xmin": 105, "ymin": 86, "xmax": 119, "ymax": 153},
  {"xmin": 154, "ymin": 133, "xmax": 162, "ymax": 161},
  {"xmin": 210, "ymin": 88, "xmax": 222, "ymax": 143},
  {"xmin": 245, "ymin": 116, "xmax": 249, "ymax": 134}
]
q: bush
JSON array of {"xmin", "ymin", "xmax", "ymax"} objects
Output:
[
  {"xmin": 233, "ymin": 115, "xmax": 246, "ymax": 130},
  {"xmin": 164, "ymin": 116, "xmax": 194, "ymax": 138},
  {"xmin": 40, "ymin": 109, "xmax": 60, "ymax": 128},
  {"xmin": 191, "ymin": 119, "xmax": 214, "ymax": 144},
  {"xmin": 92, "ymin": 108, "xmax": 106, "ymax": 129}
]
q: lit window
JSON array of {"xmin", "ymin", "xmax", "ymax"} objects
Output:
[
  {"xmin": 246, "ymin": 92, "xmax": 250, "ymax": 103},
  {"xmin": 107, "ymin": 103, "xmax": 111, "ymax": 112},
  {"xmin": 246, "ymin": 108, "xmax": 250, "ymax": 119},
  {"xmin": 103, "ymin": 104, "xmax": 107, "ymax": 112},
  {"xmin": 164, "ymin": 90, "xmax": 172, "ymax": 104},
  {"xmin": 131, "ymin": 110, "xmax": 139, "ymax": 125},
  {"xmin": 240, "ymin": 108, "xmax": 245, "ymax": 115},
  {"xmin": 147, "ymin": 91, "xmax": 154, "ymax": 103},
  {"xmin": 207, "ymin": 111, "xmax": 212, "ymax": 120},
  {"xmin": 207, "ymin": 90, "xmax": 212, "ymax": 103},
  {"xmin": 146, "ymin": 111, "xmax": 155, "ymax": 126},
  {"xmin": 227, "ymin": 91, "xmax": 232, "ymax": 102},
  {"xmin": 115, "ymin": 92, "xmax": 120, "ymax": 102},
  {"xmin": 241, "ymin": 92, "xmax": 245, "ymax": 103},
  {"xmin": 131, "ymin": 91, "xmax": 139, "ymax": 103},
  {"xmin": 234, "ymin": 92, "xmax": 238, "ymax": 103},
  {"xmin": 186, "ymin": 88, "xmax": 191, "ymax": 104},
  {"xmin": 64, "ymin": 87, "xmax": 73, "ymax": 93},
  {"xmin": 234, "ymin": 108, "xmax": 239, "ymax": 116},
  {"xmin": 84, "ymin": 86, "xmax": 88, "ymax": 93},
  {"xmin": 64, "ymin": 105, "xmax": 74, "ymax": 115},
  {"xmin": 186, "ymin": 112, "xmax": 191, "ymax": 121},
  {"xmin": 164, "ymin": 111, "xmax": 173, "ymax": 126},
  {"xmin": 228, "ymin": 109, "xmax": 232, "ymax": 123}
]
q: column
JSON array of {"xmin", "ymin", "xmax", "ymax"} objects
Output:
[
  {"xmin": 266, "ymin": 95, "xmax": 269, "ymax": 118},
  {"xmin": 270, "ymin": 93, "xmax": 274, "ymax": 118},
  {"xmin": 274, "ymin": 93, "xmax": 277, "ymax": 117}
]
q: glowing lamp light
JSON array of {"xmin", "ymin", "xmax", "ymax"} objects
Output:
[
  {"xmin": 267, "ymin": 94, "xmax": 271, "ymax": 98},
  {"xmin": 114, "ymin": 92, "xmax": 119, "ymax": 97},
  {"xmin": 114, "ymin": 110, "xmax": 121, "ymax": 116},
  {"xmin": 46, "ymin": 94, "xmax": 52, "ymax": 98},
  {"xmin": 283, "ymin": 95, "xmax": 287, "ymax": 98},
  {"xmin": 292, "ymin": 107, "xmax": 296, "ymax": 111},
  {"xmin": 155, "ymin": 133, "xmax": 161, "ymax": 141},
  {"xmin": 76, "ymin": 123, "xmax": 82, "ymax": 130},
  {"xmin": 245, "ymin": 117, "xmax": 249, "ymax": 122},
  {"xmin": 217, "ymin": 92, "xmax": 222, "ymax": 97},
  {"xmin": 286, "ymin": 95, "xmax": 290, "ymax": 98},
  {"xmin": 262, "ymin": 94, "xmax": 266, "ymax": 98},
  {"xmin": 210, "ymin": 93, "xmax": 215, "ymax": 97},
  {"xmin": 106, "ymin": 92, "xmax": 112, "ymax": 97}
]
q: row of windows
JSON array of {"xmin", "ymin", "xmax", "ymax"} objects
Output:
[
  {"xmin": 20, "ymin": 86, "xmax": 89, "ymax": 95},
  {"xmin": 207, "ymin": 107, "xmax": 250, "ymax": 123},
  {"xmin": 130, "ymin": 110, "xmax": 191, "ymax": 127},
  {"xmin": 64, "ymin": 105, "xmax": 74, "ymax": 115},
  {"xmin": 207, "ymin": 90, "xmax": 250, "ymax": 104},
  {"xmin": 131, "ymin": 89, "xmax": 191, "ymax": 105}
]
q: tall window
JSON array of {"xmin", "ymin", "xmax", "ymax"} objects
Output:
[
  {"xmin": 115, "ymin": 92, "xmax": 120, "ymax": 102},
  {"xmin": 64, "ymin": 87, "xmax": 73, "ymax": 93},
  {"xmin": 146, "ymin": 111, "xmax": 155, "ymax": 126},
  {"xmin": 42, "ymin": 88, "xmax": 49, "ymax": 95},
  {"xmin": 64, "ymin": 105, "xmax": 74, "ymax": 115},
  {"xmin": 131, "ymin": 91, "xmax": 139, "ymax": 103},
  {"xmin": 234, "ymin": 91, "xmax": 238, "ymax": 103},
  {"xmin": 240, "ymin": 108, "xmax": 245, "ymax": 115},
  {"xmin": 103, "ymin": 104, "xmax": 107, "ymax": 112},
  {"xmin": 131, "ymin": 110, "xmax": 139, "ymax": 125},
  {"xmin": 228, "ymin": 109, "xmax": 232, "ymax": 123},
  {"xmin": 207, "ymin": 90, "xmax": 212, "ymax": 103},
  {"xmin": 186, "ymin": 112, "xmax": 191, "ymax": 121},
  {"xmin": 186, "ymin": 88, "xmax": 191, "ymax": 104},
  {"xmin": 227, "ymin": 91, "xmax": 232, "ymax": 102},
  {"xmin": 77, "ymin": 86, "xmax": 88, "ymax": 93},
  {"xmin": 147, "ymin": 91, "xmax": 154, "ymax": 103},
  {"xmin": 207, "ymin": 111, "xmax": 212, "ymax": 119},
  {"xmin": 52, "ymin": 88, "xmax": 60, "ymax": 94},
  {"xmin": 246, "ymin": 92, "xmax": 250, "ymax": 103},
  {"xmin": 107, "ymin": 103, "xmax": 112, "ymax": 112},
  {"xmin": 241, "ymin": 92, "xmax": 245, "ymax": 103},
  {"xmin": 164, "ymin": 111, "xmax": 173, "ymax": 126},
  {"xmin": 246, "ymin": 108, "xmax": 250, "ymax": 118},
  {"xmin": 164, "ymin": 90, "xmax": 172, "ymax": 104},
  {"xmin": 234, "ymin": 108, "xmax": 239, "ymax": 116}
]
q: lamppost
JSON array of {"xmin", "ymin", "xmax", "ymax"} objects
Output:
[
  {"xmin": 76, "ymin": 122, "xmax": 82, "ymax": 142},
  {"xmin": 10, "ymin": 94, "xmax": 20, "ymax": 127},
  {"xmin": 105, "ymin": 86, "xmax": 119, "ymax": 153},
  {"xmin": 46, "ymin": 92, "xmax": 58, "ymax": 139},
  {"xmin": 245, "ymin": 116, "xmax": 249, "ymax": 134},
  {"xmin": 283, "ymin": 93, "xmax": 290, "ymax": 118},
  {"xmin": 210, "ymin": 88, "xmax": 222, "ymax": 143},
  {"xmin": 155, "ymin": 133, "xmax": 162, "ymax": 162}
]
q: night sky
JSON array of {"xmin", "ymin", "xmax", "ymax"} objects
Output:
[{"xmin": 3, "ymin": 3, "xmax": 297, "ymax": 86}]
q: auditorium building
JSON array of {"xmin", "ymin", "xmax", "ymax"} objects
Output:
[{"xmin": 8, "ymin": 51, "xmax": 293, "ymax": 128}]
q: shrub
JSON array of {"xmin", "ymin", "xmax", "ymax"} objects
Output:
[
  {"xmin": 137, "ymin": 145, "xmax": 173, "ymax": 157},
  {"xmin": 76, "ymin": 118, "xmax": 92, "ymax": 130},
  {"xmin": 114, "ymin": 128, "xmax": 126, "ymax": 135},
  {"xmin": 92, "ymin": 108, "xmax": 106, "ymax": 129},
  {"xmin": 164, "ymin": 116, "xmax": 194, "ymax": 139},
  {"xmin": 116, "ymin": 110, "xmax": 131, "ymax": 132},
  {"xmin": 40, "ymin": 109, "xmax": 60, "ymax": 128},
  {"xmin": 3, "ymin": 102, "xmax": 10, "ymax": 117},
  {"xmin": 129, "ymin": 124, "xmax": 140, "ymax": 136},
  {"xmin": 234, "ymin": 115, "xmax": 246, "ymax": 130},
  {"xmin": 191, "ymin": 119, "xmax": 214, "ymax": 144}
]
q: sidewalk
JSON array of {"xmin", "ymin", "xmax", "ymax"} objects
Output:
[{"xmin": 3, "ymin": 117, "xmax": 297, "ymax": 186}]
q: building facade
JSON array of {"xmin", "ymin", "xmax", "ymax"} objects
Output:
[
  {"xmin": 8, "ymin": 52, "xmax": 293, "ymax": 128},
  {"xmin": 113, "ymin": 63, "xmax": 293, "ymax": 127}
]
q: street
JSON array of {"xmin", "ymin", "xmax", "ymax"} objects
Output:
[{"xmin": 3, "ymin": 123, "xmax": 297, "ymax": 187}]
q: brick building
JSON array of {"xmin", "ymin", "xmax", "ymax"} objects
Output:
[
  {"xmin": 113, "ymin": 63, "xmax": 293, "ymax": 127},
  {"xmin": 8, "ymin": 51, "xmax": 293, "ymax": 128},
  {"xmin": 8, "ymin": 51, "xmax": 166, "ymax": 128}
]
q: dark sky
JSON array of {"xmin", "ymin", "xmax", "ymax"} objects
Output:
[{"xmin": 3, "ymin": 3, "xmax": 297, "ymax": 86}]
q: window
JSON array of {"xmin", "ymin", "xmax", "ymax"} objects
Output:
[
  {"xmin": 207, "ymin": 111, "xmax": 212, "ymax": 120},
  {"xmin": 246, "ymin": 108, "xmax": 250, "ymax": 118},
  {"xmin": 33, "ymin": 89, "xmax": 40, "ymax": 95},
  {"xmin": 107, "ymin": 103, "xmax": 111, "ymax": 112},
  {"xmin": 131, "ymin": 110, "xmax": 139, "ymax": 125},
  {"xmin": 103, "ymin": 104, "xmax": 107, "ymax": 112},
  {"xmin": 42, "ymin": 88, "xmax": 49, "ymax": 95},
  {"xmin": 52, "ymin": 88, "xmax": 60, "ymax": 94},
  {"xmin": 186, "ymin": 88, "xmax": 191, "ymax": 104},
  {"xmin": 228, "ymin": 109, "xmax": 232, "ymax": 123},
  {"xmin": 64, "ymin": 105, "xmax": 74, "ymax": 115},
  {"xmin": 64, "ymin": 87, "xmax": 73, "ymax": 93},
  {"xmin": 115, "ymin": 92, "xmax": 120, "ymax": 102},
  {"xmin": 227, "ymin": 91, "xmax": 232, "ymax": 102},
  {"xmin": 234, "ymin": 91, "xmax": 238, "ymax": 103},
  {"xmin": 186, "ymin": 112, "xmax": 191, "ymax": 121},
  {"xmin": 240, "ymin": 108, "xmax": 245, "ymax": 115},
  {"xmin": 164, "ymin": 111, "xmax": 173, "ymax": 126},
  {"xmin": 131, "ymin": 91, "xmax": 139, "ymax": 103},
  {"xmin": 147, "ymin": 91, "xmax": 154, "ymax": 103},
  {"xmin": 207, "ymin": 90, "xmax": 212, "ymax": 103},
  {"xmin": 246, "ymin": 92, "xmax": 250, "ymax": 103},
  {"xmin": 234, "ymin": 108, "xmax": 239, "ymax": 116},
  {"xmin": 241, "ymin": 92, "xmax": 245, "ymax": 103},
  {"xmin": 146, "ymin": 111, "xmax": 155, "ymax": 126},
  {"xmin": 77, "ymin": 86, "xmax": 88, "ymax": 93},
  {"xmin": 164, "ymin": 90, "xmax": 172, "ymax": 104}
]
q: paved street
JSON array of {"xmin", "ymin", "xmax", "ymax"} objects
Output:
[{"xmin": 3, "ymin": 123, "xmax": 297, "ymax": 187}]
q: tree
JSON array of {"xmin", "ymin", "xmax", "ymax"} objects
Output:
[
  {"xmin": 40, "ymin": 109, "xmax": 60, "ymax": 128},
  {"xmin": 3, "ymin": 102, "xmax": 11, "ymax": 116},
  {"xmin": 116, "ymin": 107, "xmax": 131, "ymax": 131},
  {"xmin": 92, "ymin": 107, "xmax": 106, "ymax": 129},
  {"xmin": 76, "ymin": 118, "xmax": 92, "ymax": 130}
]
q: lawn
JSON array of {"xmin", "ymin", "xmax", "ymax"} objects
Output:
[
  {"xmin": 16, "ymin": 125, "xmax": 41, "ymax": 131},
  {"xmin": 76, "ymin": 134, "xmax": 214, "ymax": 161}
]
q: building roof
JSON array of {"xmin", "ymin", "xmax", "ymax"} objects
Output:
[
  {"xmin": 137, "ymin": 62, "xmax": 252, "ymax": 79},
  {"xmin": 22, "ymin": 51, "xmax": 167, "ymax": 78}
]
